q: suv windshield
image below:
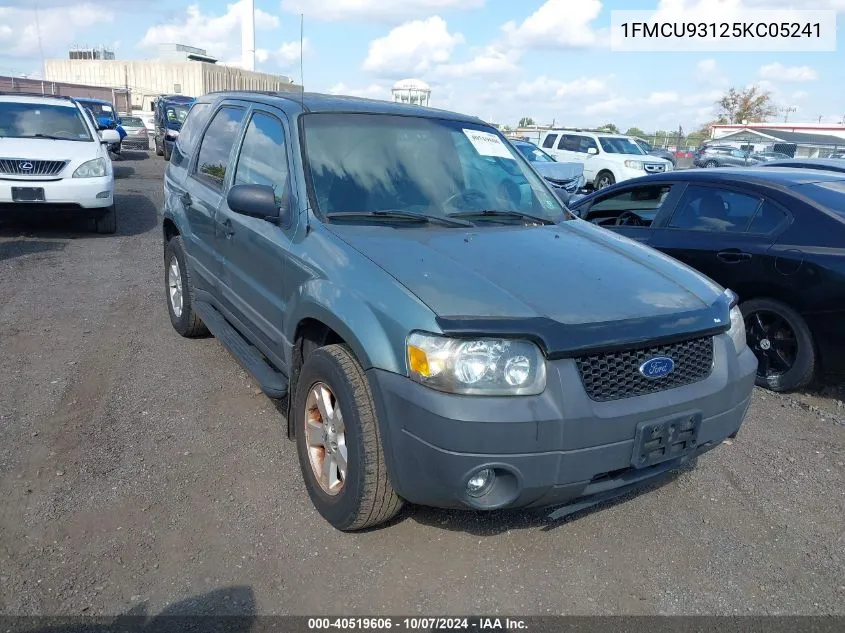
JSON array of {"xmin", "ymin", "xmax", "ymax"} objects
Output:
[
  {"xmin": 165, "ymin": 104, "xmax": 191, "ymax": 129},
  {"xmin": 0, "ymin": 102, "xmax": 92, "ymax": 141},
  {"xmin": 515, "ymin": 142, "xmax": 555, "ymax": 163},
  {"xmin": 599, "ymin": 137, "xmax": 645, "ymax": 155},
  {"xmin": 302, "ymin": 114, "xmax": 568, "ymax": 223}
]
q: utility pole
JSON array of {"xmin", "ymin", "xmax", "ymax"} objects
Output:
[
  {"xmin": 34, "ymin": 0, "xmax": 46, "ymax": 81},
  {"xmin": 779, "ymin": 106, "xmax": 797, "ymax": 123}
]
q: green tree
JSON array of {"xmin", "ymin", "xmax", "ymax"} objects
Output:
[
  {"xmin": 597, "ymin": 123, "xmax": 619, "ymax": 133},
  {"xmin": 518, "ymin": 116, "xmax": 535, "ymax": 127},
  {"xmin": 716, "ymin": 85, "xmax": 777, "ymax": 124},
  {"xmin": 625, "ymin": 127, "xmax": 647, "ymax": 138}
]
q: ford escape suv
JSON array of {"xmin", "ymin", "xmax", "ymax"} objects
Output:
[{"xmin": 161, "ymin": 92, "xmax": 757, "ymax": 531}]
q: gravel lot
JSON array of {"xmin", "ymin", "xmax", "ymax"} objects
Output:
[{"xmin": 1, "ymin": 153, "xmax": 844, "ymax": 618}]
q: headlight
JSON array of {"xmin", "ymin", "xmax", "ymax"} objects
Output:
[
  {"xmin": 72, "ymin": 157, "xmax": 107, "ymax": 178},
  {"xmin": 724, "ymin": 290, "xmax": 748, "ymax": 354},
  {"xmin": 624, "ymin": 160, "xmax": 644, "ymax": 170},
  {"xmin": 576, "ymin": 174, "xmax": 586, "ymax": 188},
  {"xmin": 166, "ymin": 130, "xmax": 180, "ymax": 139},
  {"xmin": 407, "ymin": 332, "xmax": 546, "ymax": 396}
]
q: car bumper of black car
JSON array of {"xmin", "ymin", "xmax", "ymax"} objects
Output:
[{"xmin": 367, "ymin": 335, "xmax": 757, "ymax": 513}]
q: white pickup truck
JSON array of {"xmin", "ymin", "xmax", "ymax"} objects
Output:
[{"xmin": 538, "ymin": 129, "xmax": 672, "ymax": 190}]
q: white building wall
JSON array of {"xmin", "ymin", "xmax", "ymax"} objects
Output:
[{"xmin": 45, "ymin": 59, "xmax": 300, "ymax": 111}]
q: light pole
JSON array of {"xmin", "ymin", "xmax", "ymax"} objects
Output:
[{"xmin": 34, "ymin": 0, "xmax": 46, "ymax": 81}]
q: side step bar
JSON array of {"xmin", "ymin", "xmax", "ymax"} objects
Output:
[{"xmin": 194, "ymin": 301, "xmax": 288, "ymax": 399}]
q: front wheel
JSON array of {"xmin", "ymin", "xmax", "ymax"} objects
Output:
[
  {"xmin": 94, "ymin": 204, "xmax": 117, "ymax": 234},
  {"xmin": 595, "ymin": 171, "xmax": 615, "ymax": 190},
  {"xmin": 155, "ymin": 138, "xmax": 164, "ymax": 157},
  {"xmin": 704, "ymin": 160, "xmax": 718, "ymax": 168},
  {"xmin": 294, "ymin": 344, "xmax": 403, "ymax": 531},
  {"xmin": 740, "ymin": 298, "xmax": 816, "ymax": 392}
]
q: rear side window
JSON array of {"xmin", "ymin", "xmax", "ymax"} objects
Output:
[
  {"xmin": 793, "ymin": 181, "xmax": 845, "ymax": 220},
  {"xmin": 177, "ymin": 103, "xmax": 211, "ymax": 154},
  {"xmin": 542, "ymin": 134, "xmax": 558, "ymax": 149},
  {"xmin": 193, "ymin": 107, "xmax": 245, "ymax": 190},
  {"xmin": 669, "ymin": 185, "xmax": 762, "ymax": 232}
]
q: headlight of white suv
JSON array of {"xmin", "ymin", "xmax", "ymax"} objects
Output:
[
  {"xmin": 624, "ymin": 160, "xmax": 644, "ymax": 170},
  {"xmin": 407, "ymin": 332, "xmax": 546, "ymax": 396},
  {"xmin": 72, "ymin": 157, "xmax": 107, "ymax": 178},
  {"xmin": 724, "ymin": 289, "xmax": 748, "ymax": 354}
]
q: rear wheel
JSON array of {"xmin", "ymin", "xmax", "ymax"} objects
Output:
[
  {"xmin": 155, "ymin": 137, "xmax": 164, "ymax": 157},
  {"xmin": 163, "ymin": 142, "xmax": 172, "ymax": 162},
  {"xmin": 705, "ymin": 160, "xmax": 718, "ymax": 168},
  {"xmin": 294, "ymin": 344, "xmax": 403, "ymax": 531},
  {"xmin": 94, "ymin": 204, "xmax": 117, "ymax": 234},
  {"xmin": 740, "ymin": 298, "xmax": 815, "ymax": 392},
  {"xmin": 164, "ymin": 236, "xmax": 208, "ymax": 337}
]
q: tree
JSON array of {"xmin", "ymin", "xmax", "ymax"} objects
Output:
[
  {"xmin": 518, "ymin": 116, "xmax": 535, "ymax": 127},
  {"xmin": 716, "ymin": 85, "xmax": 777, "ymax": 124},
  {"xmin": 597, "ymin": 123, "xmax": 619, "ymax": 133},
  {"xmin": 625, "ymin": 127, "xmax": 647, "ymax": 138}
]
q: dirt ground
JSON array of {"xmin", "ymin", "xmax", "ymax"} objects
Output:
[{"xmin": 1, "ymin": 152, "xmax": 844, "ymax": 617}]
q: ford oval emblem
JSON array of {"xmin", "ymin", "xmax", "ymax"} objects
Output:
[
  {"xmin": 639, "ymin": 356, "xmax": 675, "ymax": 379},
  {"xmin": 19, "ymin": 161, "xmax": 33, "ymax": 171}
]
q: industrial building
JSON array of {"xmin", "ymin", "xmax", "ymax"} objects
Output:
[
  {"xmin": 0, "ymin": 74, "xmax": 131, "ymax": 112},
  {"xmin": 711, "ymin": 125, "xmax": 845, "ymax": 158}
]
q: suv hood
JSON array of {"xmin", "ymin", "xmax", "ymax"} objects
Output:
[{"xmin": 327, "ymin": 220, "xmax": 727, "ymax": 354}]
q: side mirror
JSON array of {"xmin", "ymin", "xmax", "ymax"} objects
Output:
[
  {"xmin": 227, "ymin": 184, "xmax": 286, "ymax": 224},
  {"xmin": 587, "ymin": 147, "xmax": 598, "ymax": 155},
  {"xmin": 99, "ymin": 129, "xmax": 120, "ymax": 145}
]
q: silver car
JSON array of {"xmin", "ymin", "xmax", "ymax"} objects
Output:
[{"xmin": 120, "ymin": 115, "xmax": 150, "ymax": 150}]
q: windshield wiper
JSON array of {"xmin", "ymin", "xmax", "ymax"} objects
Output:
[
  {"xmin": 19, "ymin": 134, "xmax": 73, "ymax": 141},
  {"xmin": 447, "ymin": 210, "xmax": 556, "ymax": 225},
  {"xmin": 326, "ymin": 210, "xmax": 473, "ymax": 227}
]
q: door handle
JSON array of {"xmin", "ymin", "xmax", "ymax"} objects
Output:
[
  {"xmin": 220, "ymin": 218, "xmax": 236, "ymax": 238},
  {"xmin": 180, "ymin": 191, "xmax": 192, "ymax": 206},
  {"xmin": 717, "ymin": 249, "xmax": 752, "ymax": 263}
]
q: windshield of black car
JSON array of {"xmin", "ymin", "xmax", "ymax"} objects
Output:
[
  {"xmin": 301, "ymin": 113, "xmax": 568, "ymax": 223},
  {"xmin": 165, "ymin": 105, "xmax": 190, "ymax": 128},
  {"xmin": 80, "ymin": 102, "xmax": 115, "ymax": 121},
  {"xmin": 0, "ymin": 102, "xmax": 92, "ymax": 141},
  {"xmin": 599, "ymin": 137, "xmax": 645, "ymax": 155}
]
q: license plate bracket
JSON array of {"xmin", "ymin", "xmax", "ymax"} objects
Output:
[
  {"xmin": 11, "ymin": 187, "xmax": 46, "ymax": 203},
  {"xmin": 632, "ymin": 412, "xmax": 701, "ymax": 469}
]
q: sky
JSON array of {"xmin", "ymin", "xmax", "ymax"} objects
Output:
[{"xmin": 0, "ymin": 0, "xmax": 843, "ymax": 131}]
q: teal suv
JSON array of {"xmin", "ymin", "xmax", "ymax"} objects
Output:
[{"xmin": 161, "ymin": 91, "xmax": 757, "ymax": 530}]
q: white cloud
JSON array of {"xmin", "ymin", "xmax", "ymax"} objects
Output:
[
  {"xmin": 759, "ymin": 62, "xmax": 818, "ymax": 82},
  {"xmin": 515, "ymin": 76, "xmax": 611, "ymax": 100},
  {"xmin": 790, "ymin": 90, "xmax": 809, "ymax": 101},
  {"xmin": 501, "ymin": 0, "xmax": 604, "ymax": 49},
  {"xmin": 697, "ymin": 59, "xmax": 718, "ymax": 75},
  {"xmin": 647, "ymin": 91, "xmax": 680, "ymax": 105},
  {"xmin": 281, "ymin": 0, "xmax": 485, "ymax": 22},
  {"xmin": 585, "ymin": 97, "xmax": 632, "ymax": 117},
  {"xmin": 363, "ymin": 16, "xmax": 464, "ymax": 76},
  {"xmin": 140, "ymin": 1, "xmax": 279, "ymax": 61},
  {"xmin": 0, "ymin": 4, "xmax": 115, "ymax": 58},
  {"xmin": 328, "ymin": 82, "xmax": 390, "ymax": 100},
  {"xmin": 436, "ymin": 46, "xmax": 520, "ymax": 78}
]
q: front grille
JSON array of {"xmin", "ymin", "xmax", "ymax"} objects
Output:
[
  {"xmin": 575, "ymin": 336, "xmax": 714, "ymax": 402},
  {"xmin": 644, "ymin": 163, "xmax": 666, "ymax": 173},
  {"xmin": 0, "ymin": 158, "xmax": 68, "ymax": 177},
  {"xmin": 547, "ymin": 177, "xmax": 580, "ymax": 192}
]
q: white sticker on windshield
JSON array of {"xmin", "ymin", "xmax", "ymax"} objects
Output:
[
  {"xmin": 462, "ymin": 129, "xmax": 515, "ymax": 160},
  {"xmin": 102, "ymin": 105, "xmax": 113, "ymax": 112}
]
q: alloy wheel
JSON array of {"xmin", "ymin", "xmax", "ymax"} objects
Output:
[
  {"xmin": 304, "ymin": 382, "xmax": 348, "ymax": 496},
  {"xmin": 168, "ymin": 257, "xmax": 183, "ymax": 318},
  {"xmin": 745, "ymin": 310, "xmax": 797, "ymax": 378}
]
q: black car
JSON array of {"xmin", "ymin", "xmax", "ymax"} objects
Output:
[
  {"xmin": 694, "ymin": 145, "xmax": 760, "ymax": 168},
  {"xmin": 569, "ymin": 168, "xmax": 845, "ymax": 391},
  {"xmin": 634, "ymin": 138, "xmax": 676, "ymax": 167},
  {"xmin": 757, "ymin": 158, "xmax": 845, "ymax": 174}
]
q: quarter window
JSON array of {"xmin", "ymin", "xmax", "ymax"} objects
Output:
[
  {"xmin": 748, "ymin": 201, "xmax": 788, "ymax": 234},
  {"xmin": 542, "ymin": 134, "xmax": 558, "ymax": 149},
  {"xmin": 176, "ymin": 103, "xmax": 211, "ymax": 154},
  {"xmin": 234, "ymin": 112, "xmax": 289, "ymax": 207},
  {"xmin": 193, "ymin": 107, "xmax": 245, "ymax": 190}
]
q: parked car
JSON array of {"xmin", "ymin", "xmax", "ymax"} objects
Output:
[
  {"xmin": 75, "ymin": 97, "xmax": 122, "ymax": 154},
  {"xmin": 830, "ymin": 151, "xmax": 845, "ymax": 159},
  {"xmin": 511, "ymin": 139, "xmax": 586, "ymax": 204},
  {"xmin": 134, "ymin": 111, "xmax": 156, "ymax": 134},
  {"xmin": 694, "ymin": 145, "xmax": 761, "ymax": 168},
  {"xmin": 0, "ymin": 93, "xmax": 119, "ymax": 233},
  {"xmin": 538, "ymin": 129, "xmax": 672, "ymax": 190},
  {"xmin": 633, "ymin": 138, "xmax": 677, "ymax": 167},
  {"xmin": 119, "ymin": 115, "xmax": 150, "ymax": 150},
  {"xmin": 161, "ymin": 91, "xmax": 755, "ymax": 530},
  {"xmin": 756, "ymin": 158, "xmax": 845, "ymax": 174},
  {"xmin": 153, "ymin": 95, "xmax": 195, "ymax": 161},
  {"xmin": 750, "ymin": 151, "xmax": 793, "ymax": 162},
  {"xmin": 568, "ymin": 168, "xmax": 845, "ymax": 392}
]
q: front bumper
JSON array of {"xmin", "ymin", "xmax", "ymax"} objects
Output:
[
  {"xmin": 0, "ymin": 175, "xmax": 113, "ymax": 210},
  {"xmin": 367, "ymin": 334, "xmax": 756, "ymax": 512}
]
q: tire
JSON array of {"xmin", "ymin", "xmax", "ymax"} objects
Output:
[
  {"xmin": 294, "ymin": 344, "xmax": 403, "ymax": 531},
  {"xmin": 155, "ymin": 138, "xmax": 164, "ymax": 157},
  {"xmin": 595, "ymin": 171, "xmax": 615, "ymax": 190},
  {"xmin": 94, "ymin": 204, "xmax": 117, "ymax": 234},
  {"xmin": 705, "ymin": 160, "xmax": 718, "ymax": 168},
  {"xmin": 164, "ymin": 235, "xmax": 208, "ymax": 337},
  {"xmin": 163, "ymin": 143, "xmax": 172, "ymax": 162},
  {"xmin": 740, "ymin": 297, "xmax": 815, "ymax": 392}
]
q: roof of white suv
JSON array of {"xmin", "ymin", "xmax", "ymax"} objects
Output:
[
  {"xmin": 542, "ymin": 129, "xmax": 631, "ymax": 139},
  {"xmin": 0, "ymin": 94, "xmax": 79, "ymax": 107}
]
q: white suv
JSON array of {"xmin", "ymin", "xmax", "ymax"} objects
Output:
[
  {"xmin": 0, "ymin": 94, "xmax": 121, "ymax": 233},
  {"xmin": 538, "ymin": 129, "xmax": 672, "ymax": 190}
]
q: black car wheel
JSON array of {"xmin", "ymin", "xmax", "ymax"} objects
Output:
[
  {"xmin": 155, "ymin": 138, "xmax": 164, "ymax": 157},
  {"xmin": 741, "ymin": 298, "xmax": 816, "ymax": 392},
  {"xmin": 704, "ymin": 160, "xmax": 718, "ymax": 168}
]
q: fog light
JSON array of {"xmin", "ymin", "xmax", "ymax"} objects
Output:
[
  {"xmin": 96, "ymin": 191, "xmax": 111, "ymax": 199},
  {"xmin": 466, "ymin": 468, "xmax": 495, "ymax": 498}
]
